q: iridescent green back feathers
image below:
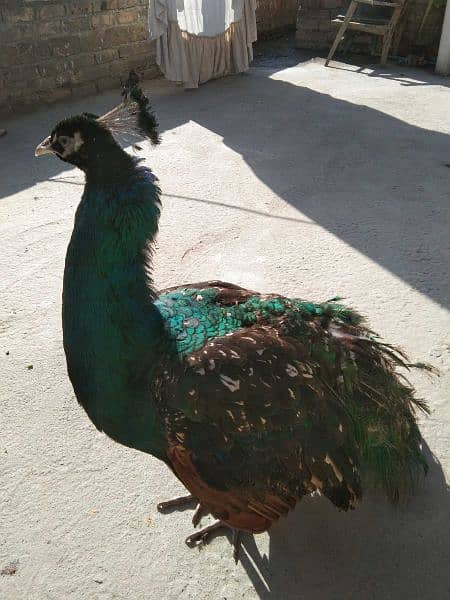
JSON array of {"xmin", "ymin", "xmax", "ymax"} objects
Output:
[{"xmin": 155, "ymin": 283, "xmax": 431, "ymax": 504}]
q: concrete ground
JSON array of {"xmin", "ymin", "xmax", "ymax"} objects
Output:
[{"xmin": 1, "ymin": 46, "xmax": 449, "ymax": 599}]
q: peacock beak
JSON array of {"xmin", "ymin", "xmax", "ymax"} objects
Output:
[{"xmin": 34, "ymin": 135, "xmax": 53, "ymax": 157}]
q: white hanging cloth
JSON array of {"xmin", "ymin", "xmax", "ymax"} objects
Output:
[{"xmin": 148, "ymin": 0, "xmax": 258, "ymax": 88}]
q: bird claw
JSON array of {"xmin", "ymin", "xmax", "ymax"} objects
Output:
[
  {"xmin": 192, "ymin": 504, "xmax": 209, "ymax": 527},
  {"xmin": 158, "ymin": 496, "xmax": 243, "ymax": 561},
  {"xmin": 157, "ymin": 494, "xmax": 197, "ymax": 512},
  {"xmin": 185, "ymin": 520, "xmax": 227, "ymax": 547},
  {"xmin": 185, "ymin": 521, "xmax": 243, "ymax": 563}
]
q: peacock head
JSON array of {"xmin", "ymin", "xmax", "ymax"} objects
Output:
[{"xmin": 35, "ymin": 70, "xmax": 160, "ymax": 171}]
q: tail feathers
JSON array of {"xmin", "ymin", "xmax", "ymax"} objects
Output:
[
  {"xmin": 330, "ymin": 323, "xmax": 435, "ymax": 503},
  {"xmin": 361, "ymin": 410, "xmax": 429, "ymax": 503}
]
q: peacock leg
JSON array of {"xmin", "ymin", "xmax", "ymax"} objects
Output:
[
  {"xmin": 185, "ymin": 521, "xmax": 243, "ymax": 562},
  {"xmin": 192, "ymin": 503, "xmax": 209, "ymax": 527},
  {"xmin": 157, "ymin": 494, "xmax": 198, "ymax": 512},
  {"xmin": 231, "ymin": 529, "xmax": 242, "ymax": 563}
]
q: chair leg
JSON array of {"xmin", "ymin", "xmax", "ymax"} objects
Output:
[
  {"xmin": 381, "ymin": 32, "xmax": 393, "ymax": 65},
  {"xmin": 380, "ymin": 5, "xmax": 403, "ymax": 65},
  {"xmin": 392, "ymin": 20, "xmax": 405, "ymax": 56},
  {"xmin": 325, "ymin": 0, "xmax": 358, "ymax": 67}
]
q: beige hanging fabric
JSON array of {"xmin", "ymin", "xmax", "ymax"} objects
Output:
[{"xmin": 148, "ymin": 0, "xmax": 257, "ymax": 88}]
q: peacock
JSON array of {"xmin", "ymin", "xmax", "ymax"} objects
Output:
[{"xmin": 35, "ymin": 73, "xmax": 431, "ymax": 560}]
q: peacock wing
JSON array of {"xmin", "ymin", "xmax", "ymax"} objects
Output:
[{"xmin": 158, "ymin": 320, "xmax": 362, "ymax": 532}]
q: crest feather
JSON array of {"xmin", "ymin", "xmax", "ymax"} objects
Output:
[{"xmin": 97, "ymin": 71, "xmax": 160, "ymax": 145}]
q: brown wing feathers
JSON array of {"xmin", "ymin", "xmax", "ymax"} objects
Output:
[{"xmin": 161, "ymin": 313, "xmax": 362, "ymax": 533}]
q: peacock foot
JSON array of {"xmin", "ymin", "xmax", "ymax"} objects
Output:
[
  {"xmin": 157, "ymin": 494, "xmax": 212, "ymax": 527},
  {"xmin": 157, "ymin": 494, "xmax": 198, "ymax": 512},
  {"xmin": 158, "ymin": 497, "xmax": 242, "ymax": 560},
  {"xmin": 185, "ymin": 521, "xmax": 242, "ymax": 563}
]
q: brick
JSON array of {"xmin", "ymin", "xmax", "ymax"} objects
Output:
[
  {"xmin": 77, "ymin": 62, "xmax": 111, "ymax": 82},
  {"xmin": 140, "ymin": 65, "xmax": 161, "ymax": 80},
  {"xmin": 91, "ymin": 0, "xmax": 110, "ymax": 12},
  {"xmin": 118, "ymin": 39, "xmax": 151, "ymax": 58},
  {"xmin": 298, "ymin": 16, "xmax": 322, "ymax": 30},
  {"xmin": 34, "ymin": 19, "xmax": 64, "ymax": 37},
  {"xmin": 95, "ymin": 48, "xmax": 119, "ymax": 63},
  {"xmin": 65, "ymin": 1, "xmax": 92, "ymax": 17},
  {"xmin": 116, "ymin": 8, "xmax": 141, "ymax": 24},
  {"xmin": 70, "ymin": 81, "xmax": 97, "ymax": 98},
  {"xmin": 4, "ymin": 64, "xmax": 38, "ymax": 84},
  {"xmin": 55, "ymin": 72, "xmax": 74, "ymax": 87},
  {"xmin": 295, "ymin": 29, "xmax": 330, "ymax": 49},
  {"xmin": 2, "ymin": 7, "xmax": 34, "ymax": 23},
  {"xmin": 71, "ymin": 54, "xmax": 96, "ymax": 69},
  {"xmin": 114, "ymin": 55, "xmax": 153, "ymax": 73},
  {"xmin": 28, "ymin": 75, "xmax": 58, "ymax": 92},
  {"xmin": 103, "ymin": 25, "xmax": 132, "ymax": 46},
  {"xmin": 95, "ymin": 74, "xmax": 121, "ymax": 92},
  {"xmin": 0, "ymin": 45, "xmax": 18, "ymax": 69},
  {"xmin": 37, "ymin": 57, "xmax": 96, "ymax": 80},
  {"xmin": 16, "ymin": 92, "xmax": 43, "ymax": 107},
  {"xmin": 101, "ymin": 0, "xmax": 140, "ymax": 10},
  {"xmin": 17, "ymin": 42, "xmax": 53, "ymax": 63},
  {"xmin": 47, "ymin": 87, "xmax": 72, "ymax": 102},
  {"xmin": 103, "ymin": 23, "xmax": 147, "ymax": 46},
  {"xmin": 0, "ymin": 90, "xmax": 9, "ymax": 106},
  {"xmin": 39, "ymin": 5, "xmax": 66, "ymax": 20},
  {"xmin": 299, "ymin": 0, "xmax": 319, "ymax": 10},
  {"xmin": 52, "ymin": 36, "xmax": 82, "ymax": 57},
  {"xmin": 61, "ymin": 17, "xmax": 92, "ymax": 34},
  {"xmin": 80, "ymin": 29, "xmax": 106, "ymax": 52},
  {"xmin": 318, "ymin": 19, "xmax": 334, "ymax": 32},
  {"xmin": 318, "ymin": 0, "xmax": 341, "ymax": 8},
  {"xmin": 0, "ymin": 21, "xmax": 34, "ymax": 43},
  {"xmin": 36, "ymin": 61, "xmax": 69, "ymax": 79},
  {"xmin": 91, "ymin": 13, "xmax": 115, "ymax": 27},
  {"xmin": 129, "ymin": 23, "xmax": 148, "ymax": 40}
]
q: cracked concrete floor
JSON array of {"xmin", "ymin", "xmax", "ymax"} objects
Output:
[{"xmin": 1, "ymin": 55, "xmax": 450, "ymax": 600}]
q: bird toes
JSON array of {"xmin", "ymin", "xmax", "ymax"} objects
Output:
[
  {"xmin": 185, "ymin": 521, "xmax": 243, "ymax": 562},
  {"xmin": 192, "ymin": 504, "xmax": 209, "ymax": 527},
  {"xmin": 157, "ymin": 494, "xmax": 197, "ymax": 512}
]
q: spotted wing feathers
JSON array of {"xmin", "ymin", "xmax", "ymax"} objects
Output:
[{"xmin": 154, "ymin": 281, "xmax": 428, "ymax": 531}]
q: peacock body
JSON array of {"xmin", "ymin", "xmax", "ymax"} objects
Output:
[{"xmin": 36, "ymin": 75, "xmax": 430, "ymax": 553}]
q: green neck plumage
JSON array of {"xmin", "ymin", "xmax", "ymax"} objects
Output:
[{"xmin": 62, "ymin": 161, "xmax": 168, "ymax": 459}]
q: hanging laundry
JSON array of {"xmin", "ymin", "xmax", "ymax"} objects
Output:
[{"xmin": 148, "ymin": 0, "xmax": 257, "ymax": 88}]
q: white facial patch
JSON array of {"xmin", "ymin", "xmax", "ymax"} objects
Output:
[
  {"xmin": 72, "ymin": 131, "xmax": 84, "ymax": 152},
  {"xmin": 55, "ymin": 131, "xmax": 84, "ymax": 158}
]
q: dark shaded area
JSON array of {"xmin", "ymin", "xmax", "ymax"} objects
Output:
[
  {"xmin": 175, "ymin": 441, "xmax": 449, "ymax": 599},
  {"xmin": 238, "ymin": 442, "xmax": 450, "ymax": 599}
]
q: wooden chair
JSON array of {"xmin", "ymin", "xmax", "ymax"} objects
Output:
[{"xmin": 325, "ymin": 0, "xmax": 405, "ymax": 67}]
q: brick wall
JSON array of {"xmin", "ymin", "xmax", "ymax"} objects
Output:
[
  {"xmin": 256, "ymin": 0, "xmax": 298, "ymax": 35},
  {"xmin": 296, "ymin": 0, "xmax": 340, "ymax": 50},
  {"xmin": 0, "ymin": 0, "xmax": 299, "ymax": 114},
  {"xmin": 400, "ymin": 0, "xmax": 446, "ymax": 58},
  {"xmin": 0, "ymin": 0, "xmax": 157, "ymax": 113},
  {"xmin": 296, "ymin": 0, "xmax": 445, "ymax": 61}
]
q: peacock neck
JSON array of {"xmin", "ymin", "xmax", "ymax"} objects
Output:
[{"xmin": 62, "ymin": 162, "xmax": 168, "ymax": 460}]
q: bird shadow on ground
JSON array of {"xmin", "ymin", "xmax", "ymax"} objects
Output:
[
  {"xmin": 237, "ymin": 441, "xmax": 450, "ymax": 600},
  {"xmin": 1, "ymin": 61, "xmax": 449, "ymax": 310}
]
